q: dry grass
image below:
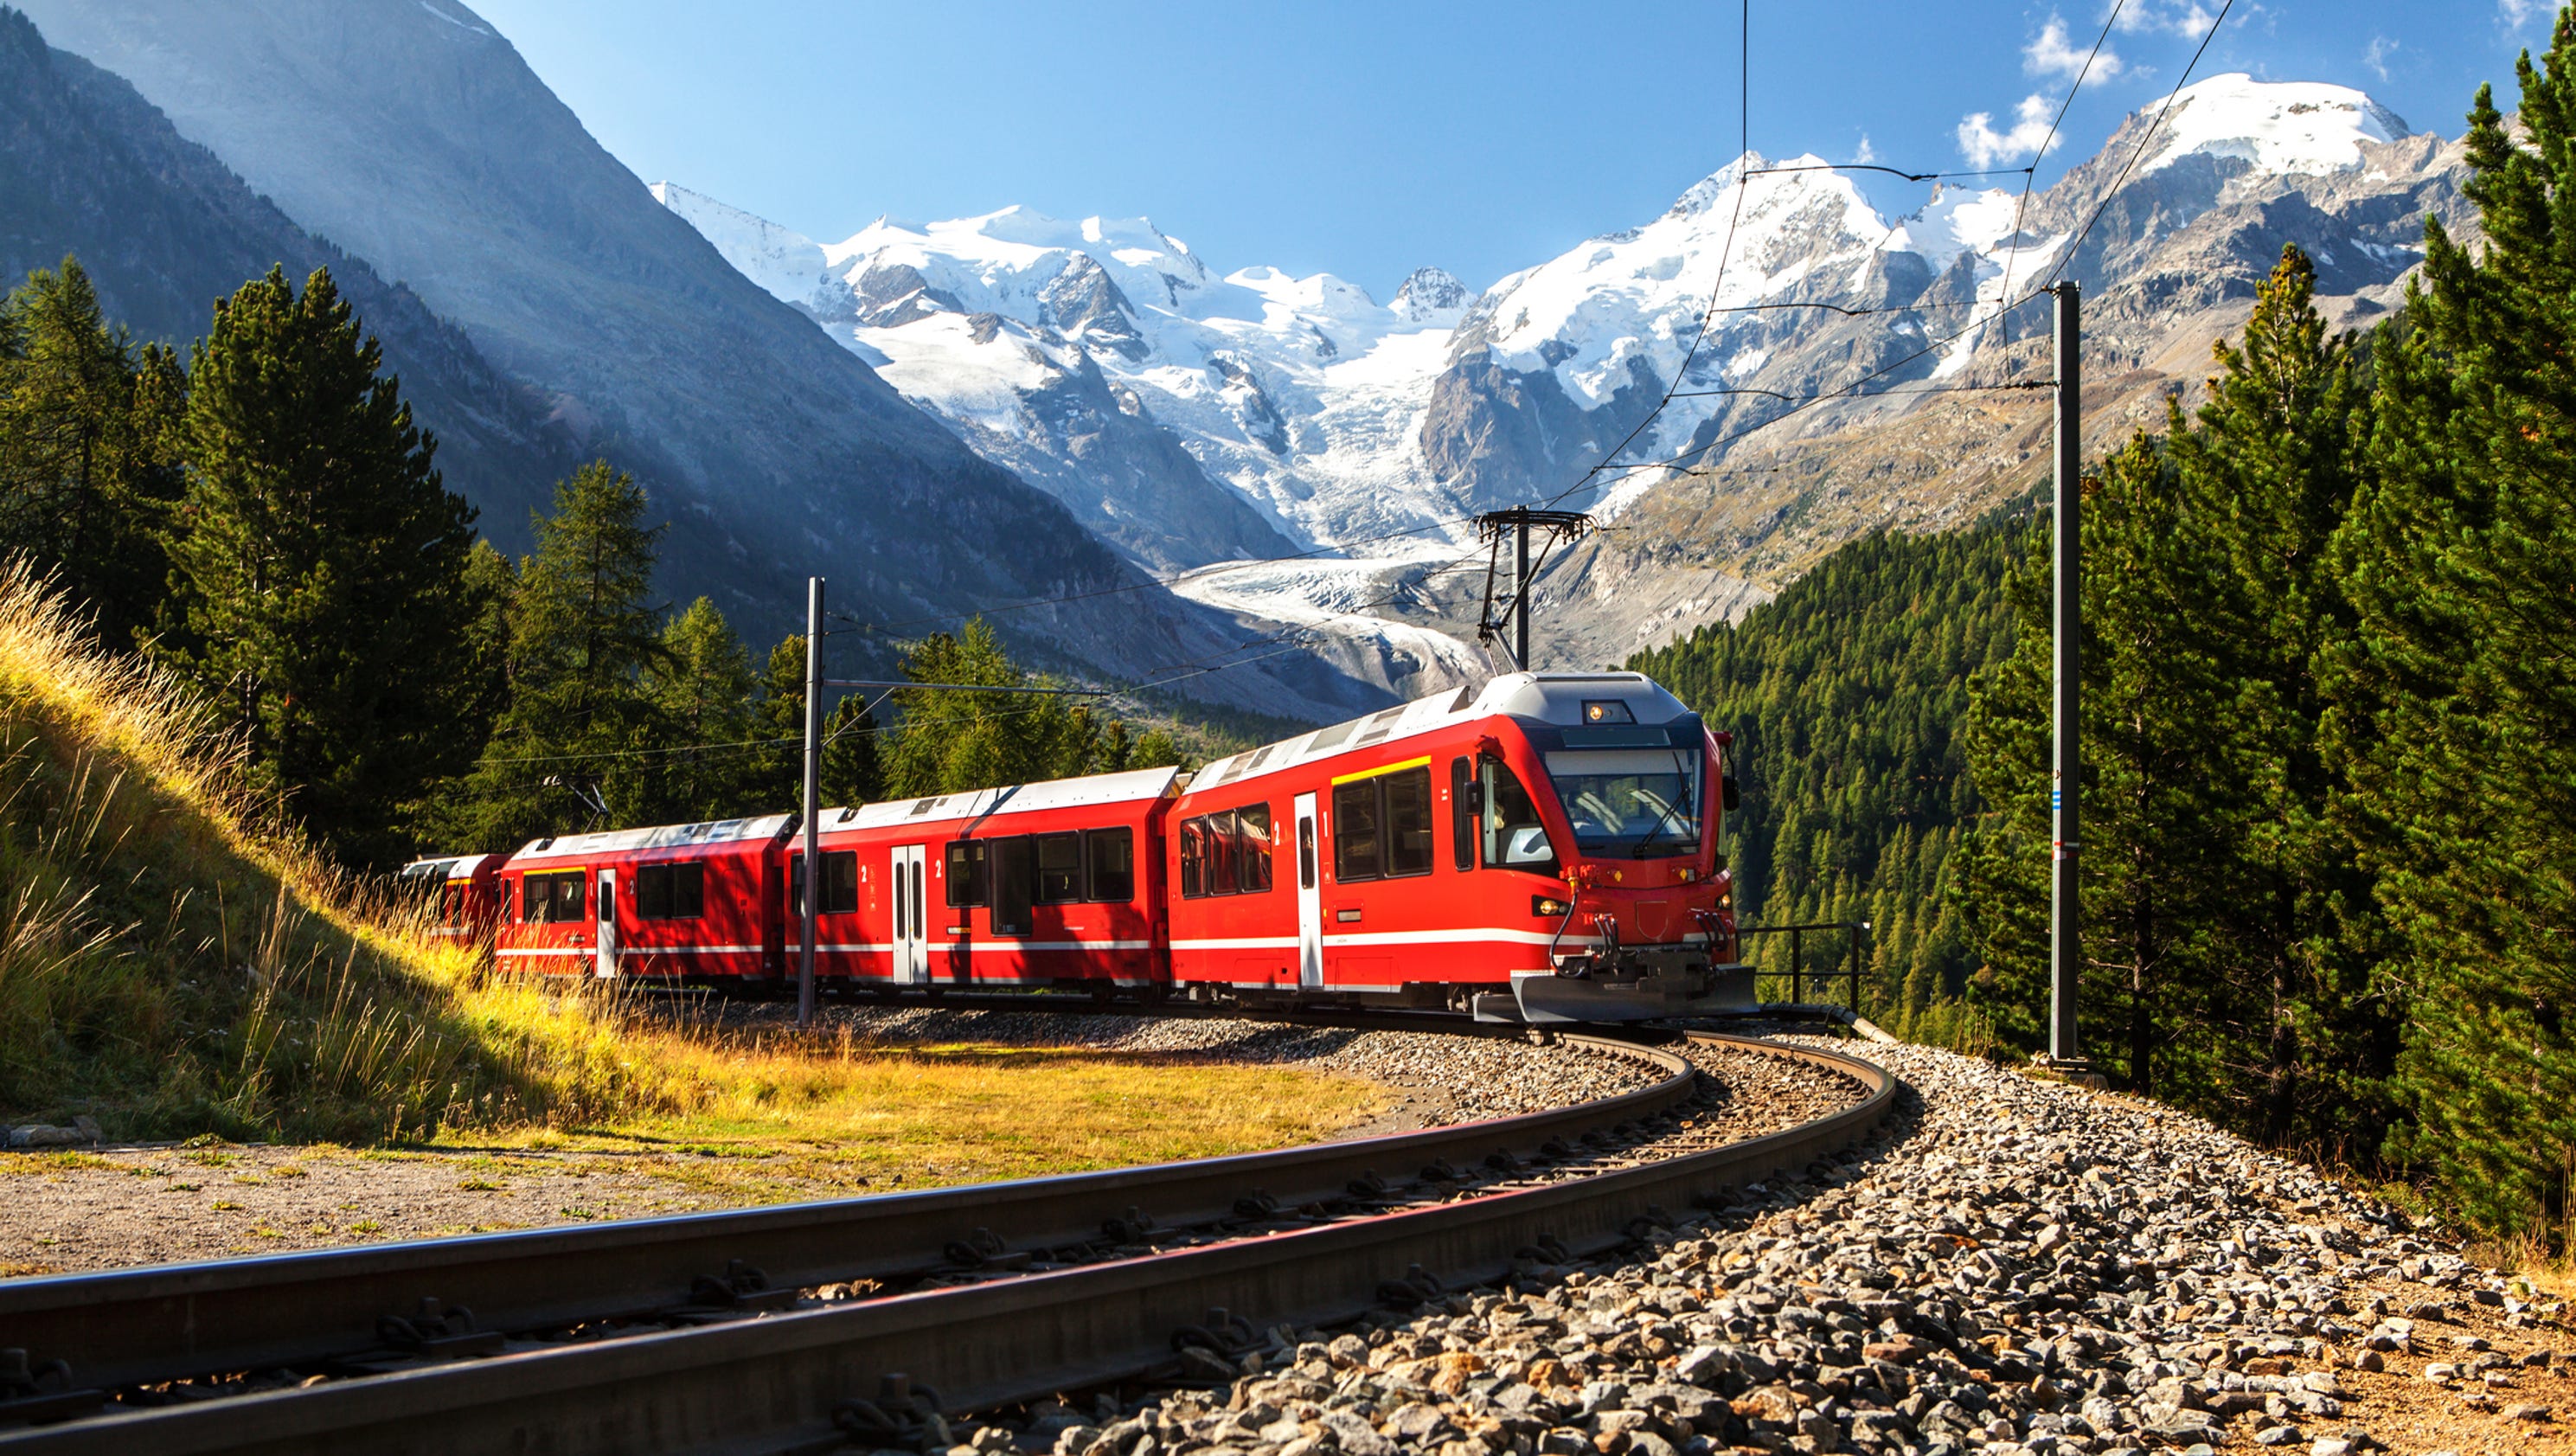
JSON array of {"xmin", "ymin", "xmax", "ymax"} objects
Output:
[{"xmin": 0, "ymin": 561, "xmax": 1381, "ymax": 1172}]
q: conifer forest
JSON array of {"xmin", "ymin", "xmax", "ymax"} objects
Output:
[{"xmin": 1635, "ymin": 55, "xmax": 2576, "ymax": 1245}]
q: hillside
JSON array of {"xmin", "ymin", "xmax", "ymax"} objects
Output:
[{"xmin": 0, "ymin": 561, "xmax": 656, "ymax": 1139}]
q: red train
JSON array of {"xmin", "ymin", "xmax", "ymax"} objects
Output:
[{"xmin": 405, "ymin": 671, "xmax": 1752, "ymax": 1023}]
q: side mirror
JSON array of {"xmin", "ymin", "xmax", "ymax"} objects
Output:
[{"xmin": 1721, "ymin": 774, "xmax": 1741, "ymax": 812}]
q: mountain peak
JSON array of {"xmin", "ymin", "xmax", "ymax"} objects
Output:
[
  {"xmin": 1392, "ymin": 266, "xmax": 1471, "ymax": 322},
  {"xmin": 2143, "ymin": 74, "xmax": 2413, "ymax": 178}
]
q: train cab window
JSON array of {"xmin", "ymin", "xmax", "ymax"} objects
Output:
[
  {"xmin": 634, "ymin": 862, "xmax": 706, "ymax": 920},
  {"xmin": 945, "ymin": 840, "xmax": 988, "ymax": 908},
  {"xmin": 790, "ymin": 850, "xmax": 860, "ymax": 915},
  {"xmin": 1235, "ymin": 805, "xmax": 1273, "ymax": 893},
  {"xmin": 1086, "ymin": 828, "xmax": 1136, "ymax": 901},
  {"xmin": 1035, "ymin": 832, "xmax": 1085, "ymax": 903},
  {"xmin": 1481, "ymin": 759, "xmax": 1560, "ymax": 873},
  {"xmin": 990, "ymin": 837, "xmax": 1035, "ymax": 935}
]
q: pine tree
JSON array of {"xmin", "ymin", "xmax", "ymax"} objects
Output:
[
  {"xmin": 2329, "ymin": 21, "xmax": 2576, "ymax": 1237},
  {"xmin": 2165, "ymin": 245, "xmax": 2391, "ymax": 1154},
  {"xmin": 0, "ymin": 256, "xmax": 187, "ymax": 646},
  {"xmin": 749, "ymin": 633, "xmax": 884, "ymax": 812},
  {"xmin": 1958, "ymin": 433, "xmax": 2251, "ymax": 1100},
  {"xmin": 162, "ymin": 265, "xmax": 480, "ymax": 865},
  {"xmin": 441, "ymin": 460, "xmax": 666, "ymax": 849},
  {"xmin": 644, "ymin": 596, "xmax": 759, "ymax": 822}
]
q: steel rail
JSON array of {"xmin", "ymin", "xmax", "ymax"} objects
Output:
[
  {"xmin": 1, "ymin": 1035, "xmax": 1897, "ymax": 1456},
  {"xmin": 0, "ymin": 1036, "xmax": 1687, "ymax": 1393}
]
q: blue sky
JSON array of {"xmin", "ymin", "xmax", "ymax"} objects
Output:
[{"xmin": 470, "ymin": 0, "xmax": 2554, "ymax": 298}]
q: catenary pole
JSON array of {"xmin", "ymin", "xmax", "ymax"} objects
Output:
[
  {"xmin": 1515, "ymin": 513, "xmax": 1532, "ymax": 670},
  {"xmin": 2049, "ymin": 284, "xmax": 2083, "ymax": 1064},
  {"xmin": 799, "ymin": 576, "xmax": 823, "ymax": 1030}
]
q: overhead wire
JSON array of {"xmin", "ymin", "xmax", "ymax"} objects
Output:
[
  {"xmin": 1992, "ymin": 0, "xmax": 2126, "ymax": 367},
  {"xmin": 2048, "ymin": 0, "xmax": 2238, "ymax": 286}
]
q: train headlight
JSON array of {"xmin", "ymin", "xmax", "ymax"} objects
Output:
[{"xmin": 1533, "ymin": 895, "xmax": 1571, "ymax": 916}]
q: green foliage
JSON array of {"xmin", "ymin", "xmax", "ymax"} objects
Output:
[
  {"xmin": 644, "ymin": 596, "xmax": 759, "ymax": 823},
  {"xmin": 880, "ymin": 619, "xmax": 1176, "ymax": 799},
  {"xmin": 1629, "ymin": 523, "xmax": 2021, "ymax": 1045},
  {"xmin": 436, "ymin": 459, "xmax": 665, "ymax": 848},
  {"xmin": 751, "ymin": 633, "xmax": 884, "ymax": 811},
  {"xmin": 160, "ymin": 266, "xmax": 483, "ymax": 868},
  {"xmin": 1961, "ymin": 247, "xmax": 2397, "ymax": 1162},
  {"xmin": 2328, "ymin": 22, "xmax": 2576, "ymax": 1241},
  {"xmin": 0, "ymin": 256, "xmax": 186, "ymax": 648}
]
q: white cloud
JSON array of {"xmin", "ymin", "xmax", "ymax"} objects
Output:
[
  {"xmin": 2363, "ymin": 35, "xmax": 2397, "ymax": 80},
  {"xmin": 1958, "ymin": 95, "xmax": 2061, "ymax": 169},
  {"xmin": 2026, "ymin": 15, "xmax": 2123, "ymax": 81},
  {"xmin": 2113, "ymin": 0, "xmax": 2224, "ymax": 37},
  {"xmin": 2499, "ymin": 0, "xmax": 2547, "ymax": 28},
  {"xmin": 1853, "ymin": 133, "xmax": 1880, "ymax": 164}
]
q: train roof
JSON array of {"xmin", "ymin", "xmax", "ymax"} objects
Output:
[
  {"xmin": 824, "ymin": 765, "xmax": 1180, "ymax": 835},
  {"xmin": 509, "ymin": 813, "xmax": 797, "ymax": 865},
  {"xmin": 398, "ymin": 853, "xmax": 497, "ymax": 881},
  {"xmin": 1183, "ymin": 671, "xmax": 1693, "ymax": 797}
]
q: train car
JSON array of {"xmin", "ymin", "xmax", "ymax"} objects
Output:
[
  {"xmin": 399, "ymin": 853, "xmax": 505, "ymax": 949},
  {"xmin": 1166, "ymin": 670, "xmax": 1747, "ymax": 1023},
  {"xmin": 491, "ymin": 815, "xmax": 796, "ymax": 982},
  {"xmin": 798, "ymin": 766, "xmax": 1177, "ymax": 993}
]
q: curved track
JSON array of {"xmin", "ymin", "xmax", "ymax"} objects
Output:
[{"xmin": 0, "ymin": 1029, "xmax": 1897, "ymax": 1456}]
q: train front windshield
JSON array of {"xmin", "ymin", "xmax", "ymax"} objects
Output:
[{"xmin": 1544, "ymin": 747, "xmax": 1702, "ymax": 858}]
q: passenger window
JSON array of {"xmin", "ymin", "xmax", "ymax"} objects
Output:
[
  {"xmin": 634, "ymin": 862, "xmax": 702, "ymax": 920},
  {"xmin": 1179, "ymin": 819, "xmax": 1208, "ymax": 899},
  {"xmin": 1331, "ymin": 780, "xmax": 1383, "ymax": 882},
  {"xmin": 990, "ymin": 836, "xmax": 1034, "ymax": 935},
  {"xmin": 1035, "ymin": 831, "xmax": 1084, "ymax": 903},
  {"xmin": 945, "ymin": 840, "xmax": 988, "ymax": 907},
  {"xmin": 1208, "ymin": 811, "xmax": 1240, "ymax": 895},
  {"xmin": 1086, "ymin": 828, "xmax": 1135, "ymax": 902},
  {"xmin": 1236, "ymin": 805, "xmax": 1273, "ymax": 893},
  {"xmin": 822, "ymin": 850, "xmax": 858, "ymax": 914},
  {"xmin": 1482, "ymin": 758, "xmax": 1560, "ymax": 872},
  {"xmin": 1384, "ymin": 768, "xmax": 1433, "ymax": 876}
]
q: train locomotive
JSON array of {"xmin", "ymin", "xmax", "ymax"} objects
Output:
[{"xmin": 403, "ymin": 670, "xmax": 1753, "ymax": 1023}]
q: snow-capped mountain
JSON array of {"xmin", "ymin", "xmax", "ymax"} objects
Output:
[{"xmin": 665, "ymin": 71, "xmax": 2465, "ymax": 676}]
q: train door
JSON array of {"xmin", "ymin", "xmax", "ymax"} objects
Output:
[
  {"xmin": 891, "ymin": 843, "xmax": 927, "ymax": 985},
  {"xmin": 594, "ymin": 869, "xmax": 619, "ymax": 978},
  {"xmin": 1294, "ymin": 792, "xmax": 1323, "ymax": 990}
]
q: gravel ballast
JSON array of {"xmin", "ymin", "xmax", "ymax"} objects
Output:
[{"xmin": 1019, "ymin": 1036, "xmax": 2572, "ymax": 1456}]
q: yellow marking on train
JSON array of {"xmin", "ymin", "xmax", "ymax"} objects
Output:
[{"xmin": 1329, "ymin": 755, "xmax": 1432, "ymax": 786}]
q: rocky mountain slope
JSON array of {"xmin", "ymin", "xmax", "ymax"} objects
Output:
[
  {"xmin": 0, "ymin": 8, "xmax": 576, "ymax": 553},
  {"xmin": 8, "ymin": 0, "xmax": 1407, "ymax": 719},
  {"xmin": 659, "ymin": 74, "xmax": 2471, "ymax": 675}
]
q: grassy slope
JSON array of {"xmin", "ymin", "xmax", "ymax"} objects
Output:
[{"xmin": 0, "ymin": 563, "xmax": 1379, "ymax": 1165}]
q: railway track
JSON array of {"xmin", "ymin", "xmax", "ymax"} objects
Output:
[{"xmin": 0, "ymin": 1028, "xmax": 1897, "ymax": 1456}]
